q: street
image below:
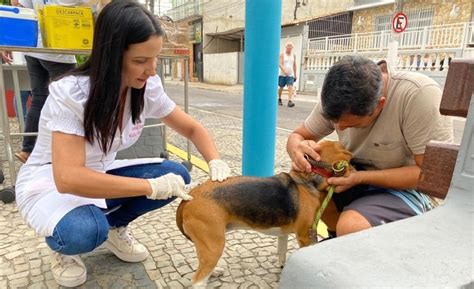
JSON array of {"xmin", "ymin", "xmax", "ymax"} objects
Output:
[{"xmin": 165, "ymin": 82, "xmax": 316, "ymax": 132}]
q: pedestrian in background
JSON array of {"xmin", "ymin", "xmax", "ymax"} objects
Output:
[{"xmin": 278, "ymin": 41, "xmax": 297, "ymax": 107}]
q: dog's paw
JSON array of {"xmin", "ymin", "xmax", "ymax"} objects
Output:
[{"xmin": 211, "ymin": 266, "xmax": 225, "ymax": 277}]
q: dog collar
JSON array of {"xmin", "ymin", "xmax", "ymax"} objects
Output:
[
  {"xmin": 305, "ymin": 155, "xmax": 349, "ymax": 179},
  {"xmin": 310, "ymin": 166, "xmax": 333, "ymax": 178}
]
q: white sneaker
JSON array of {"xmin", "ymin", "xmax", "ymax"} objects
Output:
[
  {"xmin": 104, "ymin": 226, "xmax": 149, "ymax": 262},
  {"xmin": 50, "ymin": 252, "xmax": 87, "ymax": 287}
]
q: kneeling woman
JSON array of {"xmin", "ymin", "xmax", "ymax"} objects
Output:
[{"xmin": 15, "ymin": 1, "xmax": 230, "ymax": 287}]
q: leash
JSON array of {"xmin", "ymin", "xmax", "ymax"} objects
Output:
[{"xmin": 306, "ymin": 156, "xmax": 349, "ymax": 244}]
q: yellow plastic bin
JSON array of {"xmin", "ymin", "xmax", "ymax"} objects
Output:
[{"xmin": 39, "ymin": 5, "xmax": 93, "ymax": 49}]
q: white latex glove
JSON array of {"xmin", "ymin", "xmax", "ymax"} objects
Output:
[
  {"xmin": 208, "ymin": 159, "xmax": 231, "ymax": 182},
  {"xmin": 146, "ymin": 173, "xmax": 192, "ymax": 201}
]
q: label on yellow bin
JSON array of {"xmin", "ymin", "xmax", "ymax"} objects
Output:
[{"xmin": 40, "ymin": 5, "xmax": 93, "ymax": 50}]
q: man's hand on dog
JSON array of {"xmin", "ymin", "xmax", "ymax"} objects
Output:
[
  {"xmin": 291, "ymin": 140, "xmax": 322, "ymax": 172},
  {"xmin": 209, "ymin": 159, "xmax": 231, "ymax": 182},
  {"xmin": 327, "ymin": 172, "xmax": 362, "ymax": 193},
  {"xmin": 146, "ymin": 173, "xmax": 193, "ymax": 201}
]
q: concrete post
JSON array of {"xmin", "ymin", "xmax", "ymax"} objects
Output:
[
  {"xmin": 387, "ymin": 0, "xmax": 404, "ymax": 68},
  {"xmin": 242, "ymin": 0, "xmax": 282, "ymax": 176}
]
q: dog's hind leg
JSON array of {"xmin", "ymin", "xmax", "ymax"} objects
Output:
[
  {"xmin": 191, "ymin": 234, "xmax": 225, "ymax": 288},
  {"xmin": 185, "ymin": 218, "xmax": 226, "ymax": 289}
]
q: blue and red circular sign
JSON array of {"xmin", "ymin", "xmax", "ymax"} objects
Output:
[{"xmin": 392, "ymin": 12, "xmax": 408, "ymax": 33}]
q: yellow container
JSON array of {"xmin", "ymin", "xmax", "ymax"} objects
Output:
[{"xmin": 39, "ymin": 5, "xmax": 93, "ymax": 50}]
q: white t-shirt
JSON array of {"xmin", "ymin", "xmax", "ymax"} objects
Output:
[
  {"xmin": 19, "ymin": 0, "xmax": 80, "ymax": 63},
  {"xmin": 15, "ymin": 75, "xmax": 176, "ymax": 236},
  {"xmin": 280, "ymin": 52, "xmax": 295, "ymax": 76}
]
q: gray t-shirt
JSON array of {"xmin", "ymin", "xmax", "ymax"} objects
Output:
[{"xmin": 304, "ymin": 64, "xmax": 453, "ymax": 170}]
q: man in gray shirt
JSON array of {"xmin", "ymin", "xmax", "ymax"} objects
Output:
[{"xmin": 286, "ymin": 55, "xmax": 452, "ymax": 238}]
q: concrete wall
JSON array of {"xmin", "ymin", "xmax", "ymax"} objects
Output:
[
  {"xmin": 202, "ymin": 0, "xmax": 354, "ymax": 54},
  {"xmin": 352, "ymin": 0, "xmax": 473, "ymax": 34},
  {"xmin": 281, "ymin": 0, "xmax": 354, "ymax": 24},
  {"xmin": 116, "ymin": 119, "xmax": 165, "ymax": 159},
  {"xmin": 203, "ymin": 52, "xmax": 239, "ymax": 85},
  {"xmin": 202, "ymin": 0, "xmax": 245, "ymax": 54},
  {"xmin": 204, "ymin": 37, "xmax": 241, "ymax": 54},
  {"xmin": 302, "ymin": 69, "xmax": 448, "ymax": 94}
]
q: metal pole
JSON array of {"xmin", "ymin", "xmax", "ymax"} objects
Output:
[
  {"xmin": 12, "ymin": 69, "xmax": 25, "ymax": 131},
  {"xmin": 158, "ymin": 58, "xmax": 167, "ymax": 156},
  {"xmin": 0, "ymin": 63, "xmax": 17, "ymax": 185},
  {"xmin": 242, "ymin": 0, "xmax": 282, "ymax": 177},
  {"xmin": 184, "ymin": 57, "xmax": 191, "ymax": 163}
]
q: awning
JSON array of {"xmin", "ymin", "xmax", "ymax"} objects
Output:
[{"xmin": 206, "ymin": 28, "xmax": 244, "ymax": 41}]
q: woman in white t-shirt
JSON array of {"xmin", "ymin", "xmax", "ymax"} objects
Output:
[{"xmin": 15, "ymin": 1, "xmax": 230, "ymax": 287}]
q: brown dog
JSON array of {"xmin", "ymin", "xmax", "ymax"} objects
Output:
[{"xmin": 176, "ymin": 140, "xmax": 352, "ymax": 288}]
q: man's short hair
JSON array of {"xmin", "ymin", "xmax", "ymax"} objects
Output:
[
  {"xmin": 321, "ymin": 55, "xmax": 383, "ymax": 121},
  {"xmin": 286, "ymin": 41, "xmax": 294, "ymax": 48}
]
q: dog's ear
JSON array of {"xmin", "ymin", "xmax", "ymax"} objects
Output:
[{"xmin": 337, "ymin": 149, "xmax": 352, "ymax": 163}]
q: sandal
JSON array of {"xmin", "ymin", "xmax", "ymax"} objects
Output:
[{"xmin": 15, "ymin": 152, "xmax": 30, "ymax": 163}]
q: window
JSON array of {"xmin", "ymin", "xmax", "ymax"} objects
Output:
[
  {"xmin": 374, "ymin": 7, "xmax": 434, "ymax": 32},
  {"xmin": 308, "ymin": 12, "xmax": 353, "ymax": 39}
]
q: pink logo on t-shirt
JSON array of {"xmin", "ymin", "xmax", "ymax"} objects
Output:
[{"xmin": 129, "ymin": 123, "xmax": 144, "ymax": 138}]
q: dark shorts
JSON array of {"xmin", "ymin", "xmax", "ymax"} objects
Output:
[
  {"xmin": 332, "ymin": 184, "xmax": 435, "ymax": 227},
  {"xmin": 278, "ymin": 75, "xmax": 294, "ymax": 87}
]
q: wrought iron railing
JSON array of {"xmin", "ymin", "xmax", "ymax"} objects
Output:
[{"xmin": 307, "ymin": 22, "xmax": 473, "ymax": 54}]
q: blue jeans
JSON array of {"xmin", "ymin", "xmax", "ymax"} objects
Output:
[{"xmin": 45, "ymin": 160, "xmax": 190, "ymax": 255}]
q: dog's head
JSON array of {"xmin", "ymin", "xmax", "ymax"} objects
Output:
[
  {"xmin": 317, "ymin": 140, "xmax": 352, "ymax": 172},
  {"xmin": 290, "ymin": 140, "xmax": 352, "ymax": 192}
]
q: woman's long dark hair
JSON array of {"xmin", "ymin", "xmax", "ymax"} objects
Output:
[{"xmin": 67, "ymin": 0, "xmax": 164, "ymax": 153}]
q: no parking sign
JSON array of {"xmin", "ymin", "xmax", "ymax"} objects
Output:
[{"xmin": 392, "ymin": 12, "xmax": 408, "ymax": 33}]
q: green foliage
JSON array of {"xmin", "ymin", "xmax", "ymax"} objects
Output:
[{"xmin": 75, "ymin": 55, "xmax": 89, "ymax": 65}]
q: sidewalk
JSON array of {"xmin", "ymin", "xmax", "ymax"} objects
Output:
[{"xmin": 0, "ymin": 106, "xmax": 299, "ymax": 288}]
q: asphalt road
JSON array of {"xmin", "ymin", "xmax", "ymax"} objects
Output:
[{"xmin": 165, "ymin": 83, "xmax": 315, "ymax": 132}]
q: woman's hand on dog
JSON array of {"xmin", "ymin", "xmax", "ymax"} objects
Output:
[
  {"xmin": 146, "ymin": 173, "xmax": 193, "ymax": 201},
  {"xmin": 327, "ymin": 171, "xmax": 362, "ymax": 193},
  {"xmin": 209, "ymin": 159, "xmax": 231, "ymax": 182},
  {"xmin": 291, "ymin": 140, "xmax": 322, "ymax": 172}
]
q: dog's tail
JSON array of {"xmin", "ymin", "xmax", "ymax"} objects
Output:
[{"xmin": 176, "ymin": 200, "xmax": 192, "ymax": 242}]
